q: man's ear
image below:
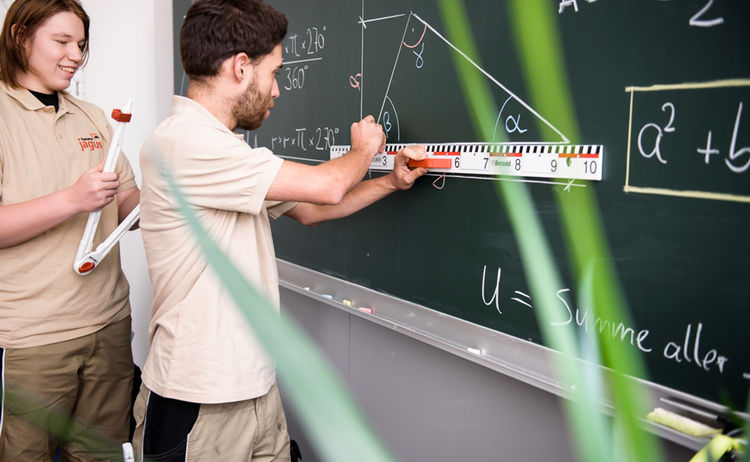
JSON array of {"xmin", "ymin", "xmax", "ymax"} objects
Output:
[{"xmin": 232, "ymin": 52, "xmax": 252, "ymax": 82}]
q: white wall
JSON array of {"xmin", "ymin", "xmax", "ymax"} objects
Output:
[{"xmin": 80, "ymin": 0, "xmax": 173, "ymax": 366}]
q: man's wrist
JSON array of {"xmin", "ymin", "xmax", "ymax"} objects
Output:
[{"xmin": 382, "ymin": 172, "xmax": 400, "ymax": 192}]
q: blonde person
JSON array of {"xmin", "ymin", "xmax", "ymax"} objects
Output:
[{"xmin": 0, "ymin": 0, "xmax": 139, "ymax": 459}]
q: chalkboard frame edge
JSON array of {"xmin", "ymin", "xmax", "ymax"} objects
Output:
[{"xmin": 277, "ymin": 259, "xmax": 741, "ymax": 452}]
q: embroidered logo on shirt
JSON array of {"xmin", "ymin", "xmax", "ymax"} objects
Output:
[{"xmin": 77, "ymin": 133, "xmax": 104, "ymax": 152}]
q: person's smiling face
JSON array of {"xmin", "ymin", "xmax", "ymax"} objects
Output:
[{"xmin": 18, "ymin": 11, "xmax": 85, "ymax": 93}]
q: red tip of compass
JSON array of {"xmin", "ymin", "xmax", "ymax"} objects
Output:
[{"xmin": 111, "ymin": 109, "xmax": 132, "ymax": 123}]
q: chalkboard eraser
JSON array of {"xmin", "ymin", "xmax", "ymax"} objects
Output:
[
  {"xmin": 408, "ymin": 158, "xmax": 452, "ymax": 169},
  {"xmin": 646, "ymin": 407, "xmax": 720, "ymax": 438}
]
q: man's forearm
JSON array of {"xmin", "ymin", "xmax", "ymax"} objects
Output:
[{"xmin": 285, "ymin": 174, "xmax": 396, "ymax": 226}]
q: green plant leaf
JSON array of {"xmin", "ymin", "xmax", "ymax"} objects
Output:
[{"xmin": 437, "ymin": 0, "xmax": 664, "ymax": 460}]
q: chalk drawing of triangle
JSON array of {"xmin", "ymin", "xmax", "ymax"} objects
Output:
[{"xmin": 360, "ymin": 11, "xmax": 569, "ymax": 145}]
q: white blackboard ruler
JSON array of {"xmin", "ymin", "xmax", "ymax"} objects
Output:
[{"xmin": 331, "ymin": 143, "xmax": 603, "ymax": 181}]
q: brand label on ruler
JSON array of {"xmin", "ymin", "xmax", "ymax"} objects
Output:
[{"xmin": 331, "ymin": 143, "xmax": 603, "ymax": 181}]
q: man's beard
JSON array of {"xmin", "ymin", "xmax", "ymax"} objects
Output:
[{"xmin": 232, "ymin": 80, "xmax": 271, "ymax": 131}]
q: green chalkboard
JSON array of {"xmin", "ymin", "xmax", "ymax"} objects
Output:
[{"xmin": 172, "ymin": 1, "xmax": 750, "ymax": 411}]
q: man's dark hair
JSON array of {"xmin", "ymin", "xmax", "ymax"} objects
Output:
[{"xmin": 181, "ymin": 0, "xmax": 287, "ymax": 82}]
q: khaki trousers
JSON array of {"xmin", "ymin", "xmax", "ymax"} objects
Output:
[
  {"xmin": 132, "ymin": 383, "xmax": 290, "ymax": 462},
  {"xmin": 0, "ymin": 317, "xmax": 134, "ymax": 462}
]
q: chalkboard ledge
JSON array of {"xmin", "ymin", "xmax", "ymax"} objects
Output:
[{"xmin": 277, "ymin": 259, "xmax": 737, "ymax": 451}]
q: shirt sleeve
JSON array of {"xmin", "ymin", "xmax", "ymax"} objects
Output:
[
  {"xmin": 167, "ymin": 126, "xmax": 283, "ymax": 215},
  {"xmin": 266, "ymin": 201, "xmax": 298, "ymax": 219}
]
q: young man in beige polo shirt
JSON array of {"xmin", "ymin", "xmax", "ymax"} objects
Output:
[
  {"xmin": 132, "ymin": 0, "xmax": 428, "ymax": 460},
  {"xmin": 0, "ymin": 0, "xmax": 140, "ymax": 460}
]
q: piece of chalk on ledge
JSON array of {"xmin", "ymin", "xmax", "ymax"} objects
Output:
[
  {"xmin": 342, "ymin": 299, "xmax": 353, "ymax": 306},
  {"xmin": 358, "ymin": 307, "xmax": 373, "ymax": 314},
  {"xmin": 320, "ymin": 294, "xmax": 333, "ymax": 300},
  {"xmin": 646, "ymin": 407, "xmax": 720, "ymax": 438},
  {"xmin": 467, "ymin": 347, "xmax": 481, "ymax": 355}
]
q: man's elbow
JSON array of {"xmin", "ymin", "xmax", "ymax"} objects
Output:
[{"xmin": 319, "ymin": 188, "xmax": 345, "ymax": 206}]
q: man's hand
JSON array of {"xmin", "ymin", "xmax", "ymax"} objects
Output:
[
  {"xmin": 388, "ymin": 144, "xmax": 428, "ymax": 190},
  {"xmin": 350, "ymin": 115, "xmax": 386, "ymax": 158},
  {"xmin": 65, "ymin": 159, "xmax": 120, "ymax": 213}
]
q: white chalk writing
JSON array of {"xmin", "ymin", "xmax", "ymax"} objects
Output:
[{"xmin": 478, "ymin": 265, "xmax": 738, "ymax": 382}]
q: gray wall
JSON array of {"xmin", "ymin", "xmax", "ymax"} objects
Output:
[{"xmin": 279, "ymin": 288, "xmax": 696, "ymax": 462}]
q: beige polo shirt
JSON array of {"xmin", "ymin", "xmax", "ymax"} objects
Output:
[
  {"xmin": 139, "ymin": 96, "xmax": 296, "ymax": 404},
  {"xmin": 0, "ymin": 81, "xmax": 135, "ymax": 348}
]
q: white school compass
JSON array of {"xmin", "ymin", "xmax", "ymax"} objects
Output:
[{"xmin": 73, "ymin": 100, "xmax": 140, "ymax": 275}]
